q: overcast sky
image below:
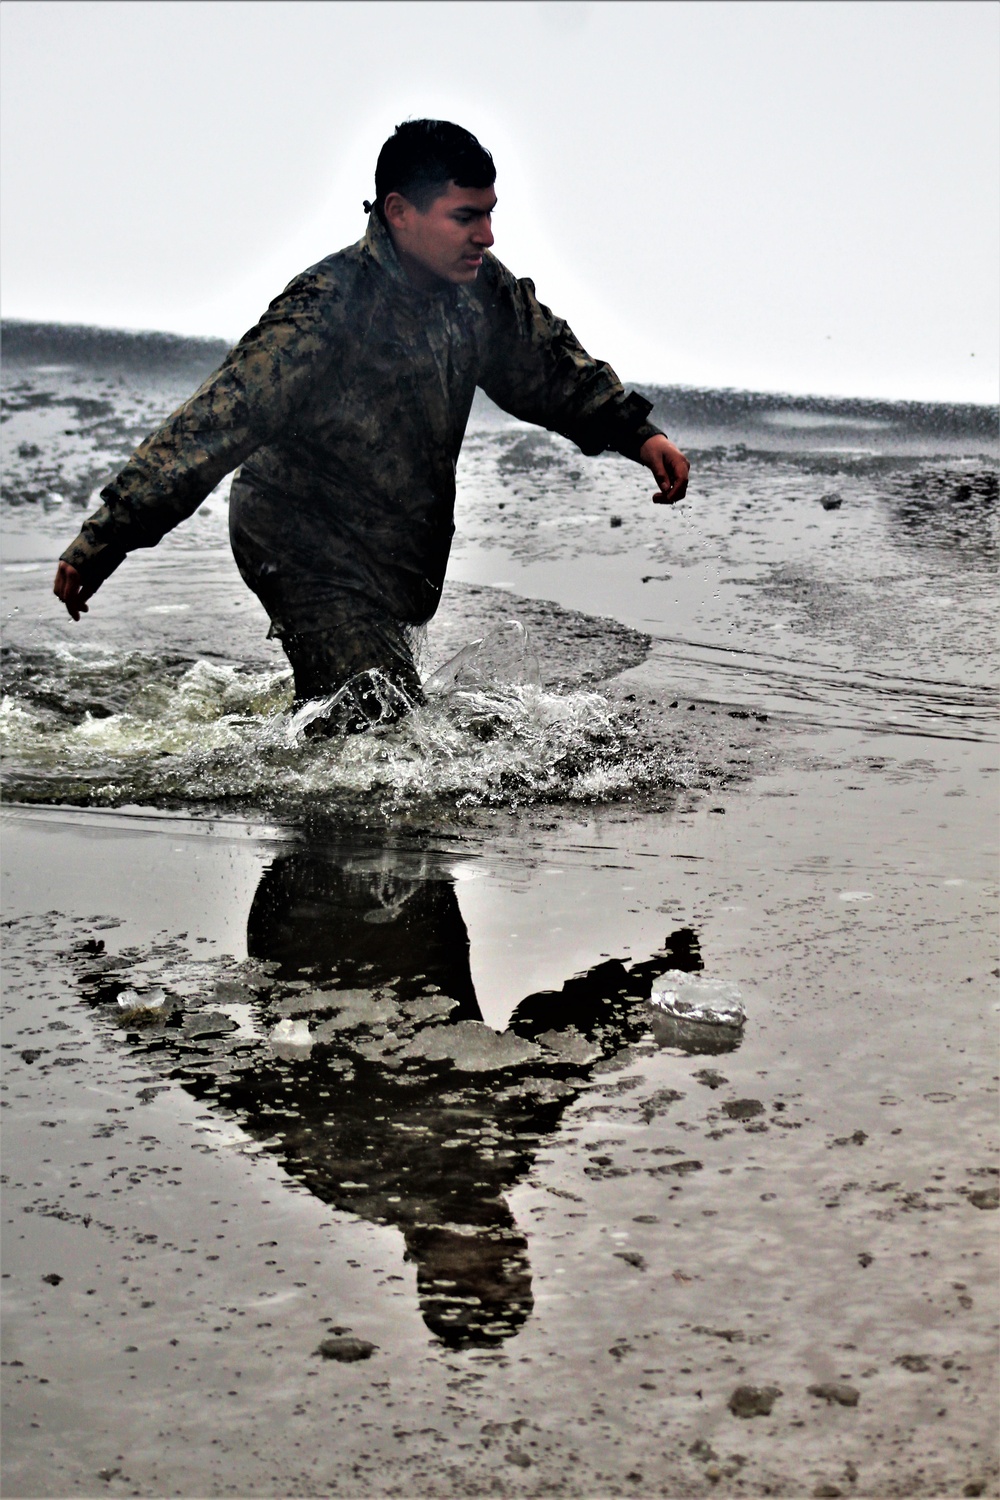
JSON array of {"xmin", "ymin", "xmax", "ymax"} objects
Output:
[{"xmin": 2, "ymin": 0, "xmax": 997, "ymax": 402}]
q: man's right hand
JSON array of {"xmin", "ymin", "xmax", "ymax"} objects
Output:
[{"xmin": 53, "ymin": 561, "xmax": 92, "ymax": 621}]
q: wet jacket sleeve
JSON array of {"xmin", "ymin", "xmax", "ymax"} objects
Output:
[
  {"xmin": 59, "ymin": 271, "xmax": 341, "ymax": 590},
  {"xmin": 476, "ymin": 257, "xmax": 664, "ymax": 462}
]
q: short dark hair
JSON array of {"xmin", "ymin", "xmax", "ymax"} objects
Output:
[{"xmin": 373, "ymin": 119, "xmax": 495, "ymax": 216}]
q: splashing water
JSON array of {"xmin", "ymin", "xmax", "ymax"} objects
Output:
[
  {"xmin": 1, "ymin": 626, "xmax": 683, "ymax": 815},
  {"xmin": 424, "ymin": 620, "xmax": 541, "ymax": 693}
]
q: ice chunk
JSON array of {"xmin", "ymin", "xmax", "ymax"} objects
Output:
[
  {"xmin": 400, "ymin": 992, "xmax": 459, "ymax": 1023},
  {"xmin": 116, "ymin": 987, "xmax": 166, "ymax": 1013},
  {"xmin": 310, "ymin": 989, "xmax": 389, "ymax": 1035},
  {"xmin": 268, "ymin": 1017, "xmax": 313, "ymax": 1059},
  {"xmin": 648, "ymin": 976, "xmax": 746, "ymax": 1055},
  {"xmin": 272, "ymin": 985, "xmax": 349, "ymax": 1019},
  {"xmin": 536, "ymin": 1027, "xmax": 602, "ymax": 1065},
  {"xmin": 394, "ymin": 1020, "xmax": 541, "ymax": 1072},
  {"xmin": 650, "ymin": 976, "xmax": 745, "ymax": 1027}
]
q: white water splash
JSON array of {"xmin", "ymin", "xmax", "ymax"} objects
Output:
[{"xmin": 1, "ymin": 647, "xmax": 682, "ymax": 813}]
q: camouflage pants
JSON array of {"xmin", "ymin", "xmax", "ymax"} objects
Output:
[{"xmin": 281, "ymin": 612, "xmax": 426, "ymax": 735}]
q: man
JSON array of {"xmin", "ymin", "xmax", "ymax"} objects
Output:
[{"xmin": 54, "ymin": 119, "xmax": 689, "ymax": 731}]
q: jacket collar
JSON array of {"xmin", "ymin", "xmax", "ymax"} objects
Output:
[{"xmin": 363, "ymin": 208, "xmax": 408, "ymax": 282}]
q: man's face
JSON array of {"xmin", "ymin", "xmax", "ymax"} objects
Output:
[{"xmin": 383, "ymin": 182, "xmax": 497, "ymax": 290}]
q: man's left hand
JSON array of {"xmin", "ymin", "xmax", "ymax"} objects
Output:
[{"xmin": 639, "ymin": 434, "xmax": 689, "ymax": 505}]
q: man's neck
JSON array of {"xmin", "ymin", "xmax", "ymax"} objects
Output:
[{"xmin": 385, "ymin": 225, "xmax": 445, "ymax": 293}]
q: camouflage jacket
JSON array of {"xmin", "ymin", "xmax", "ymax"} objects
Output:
[{"xmin": 61, "ymin": 211, "xmax": 662, "ymax": 631}]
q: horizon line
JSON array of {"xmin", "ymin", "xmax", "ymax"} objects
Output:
[{"xmin": 2, "ymin": 315, "xmax": 998, "ymax": 413}]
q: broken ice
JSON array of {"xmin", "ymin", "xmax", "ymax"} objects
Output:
[
  {"xmin": 269, "ymin": 1017, "xmax": 314, "ymax": 1058},
  {"xmin": 650, "ymin": 976, "xmax": 746, "ymax": 1028},
  {"xmin": 116, "ymin": 987, "xmax": 166, "ymax": 1012}
]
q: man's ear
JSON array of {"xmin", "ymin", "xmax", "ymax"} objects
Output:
[{"xmin": 382, "ymin": 192, "xmax": 413, "ymax": 231}]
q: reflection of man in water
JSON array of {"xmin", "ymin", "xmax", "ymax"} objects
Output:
[
  {"xmin": 53, "ymin": 118, "xmax": 690, "ymax": 732},
  {"xmin": 213, "ymin": 846, "xmax": 707, "ymax": 1348}
]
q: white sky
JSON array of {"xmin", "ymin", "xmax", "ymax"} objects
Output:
[{"xmin": 1, "ymin": 0, "xmax": 997, "ymax": 402}]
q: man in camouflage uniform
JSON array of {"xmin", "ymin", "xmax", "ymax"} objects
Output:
[{"xmin": 54, "ymin": 120, "xmax": 690, "ymax": 731}]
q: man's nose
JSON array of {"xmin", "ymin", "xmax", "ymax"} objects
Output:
[{"xmin": 472, "ymin": 218, "xmax": 494, "ymax": 248}]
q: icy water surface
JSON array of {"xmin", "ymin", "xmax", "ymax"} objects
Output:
[
  {"xmin": 1, "ymin": 322, "xmax": 998, "ymax": 1498},
  {"xmin": 3, "ymin": 786, "xmax": 997, "ymax": 1498}
]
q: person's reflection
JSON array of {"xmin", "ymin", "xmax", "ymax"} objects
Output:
[
  {"xmin": 246, "ymin": 851, "xmax": 481, "ymax": 1017},
  {"xmin": 241, "ymin": 848, "xmax": 531, "ymax": 1344},
  {"xmin": 180, "ymin": 846, "xmax": 717, "ymax": 1348}
]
